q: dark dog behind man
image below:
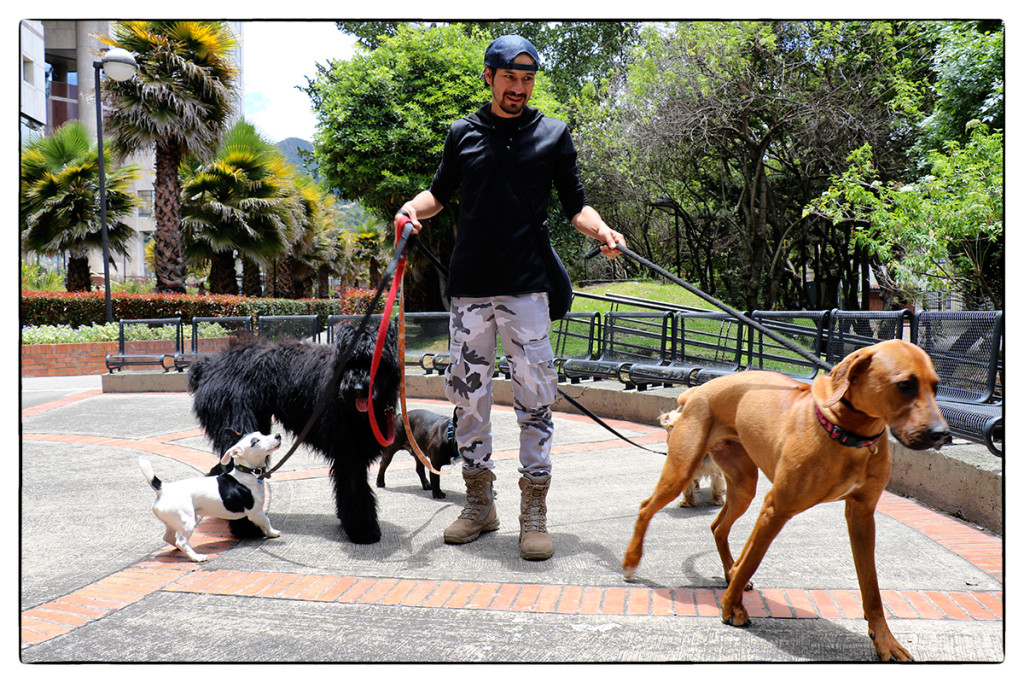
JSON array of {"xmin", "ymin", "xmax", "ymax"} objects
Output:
[
  {"xmin": 377, "ymin": 408, "xmax": 459, "ymax": 499},
  {"xmin": 187, "ymin": 323, "xmax": 400, "ymax": 544}
]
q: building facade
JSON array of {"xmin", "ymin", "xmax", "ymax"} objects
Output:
[{"xmin": 20, "ymin": 20, "xmax": 244, "ymax": 286}]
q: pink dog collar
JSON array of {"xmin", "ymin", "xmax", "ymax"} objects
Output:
[{"xmin": 814, "ymin": 404, "xmax": 885, "ymax": 449}]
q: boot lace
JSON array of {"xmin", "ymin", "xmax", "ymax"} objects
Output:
[
  {"xmin": 459, "ymin": 477, "xmax": 494, "ymax": 520},
  {"xmin": 521, "ymin": 485, "xmax": 547, "ymax": 533}
]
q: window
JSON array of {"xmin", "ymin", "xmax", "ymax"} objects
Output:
[{"xmin": 138, "ymin": 190, "xmax": 154, "ymax": 217}]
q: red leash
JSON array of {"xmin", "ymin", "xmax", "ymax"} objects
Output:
[
  {"xmin": 367, "ymin": 252, "xmax": 405, "ymax": 446},
  {"xmin": 365, "ymin": 216, "xmax": 446, "ymax": 476}
]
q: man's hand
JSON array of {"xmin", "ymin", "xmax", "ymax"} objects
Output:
[
  {"xmin": 596, "ymin": 225, "xmax": 625, "ymax": 259},
  {"xmin": 573, "ymin": 206, "xmax": 625, "ymax": 259}
]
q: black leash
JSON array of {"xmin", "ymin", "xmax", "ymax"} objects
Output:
[
  {"xmin": 585, "ymin": 242, "xmax": 834, "ymax": 373},
  {"xmin": 555, "ymin": 388, "xmax": 666, "ymax": 454},
  {"xmin": 409, "ymin": 239, "xmax": 667, "ymax": 455},
  {"xmin": 260, "ymin": 225, "xmax": 418, "ymax": 479}
]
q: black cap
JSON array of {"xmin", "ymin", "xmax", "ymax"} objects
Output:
[{"xmin": 483, "ymin": 34, "xmax": 540, "ymax": 72}]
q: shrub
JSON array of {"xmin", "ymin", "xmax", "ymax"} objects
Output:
[{"xmin": 20, "ymin": 288, "xmax": 385, "ymax": 331}]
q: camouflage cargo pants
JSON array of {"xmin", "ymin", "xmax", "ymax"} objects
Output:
[{"xmin": 445, "ymin": 293, "xmax": 558, "ymax": 475}]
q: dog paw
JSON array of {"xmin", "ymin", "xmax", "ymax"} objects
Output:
[
  {"xmin": 623, "ymin": 565, "xmax": 637, "ymax": 581},
  {"xmin": 432, "ymin": 490, "xmax": 447, "ymax": 499},
  {"xmin": 721, "ymin": 603, "xmax": 750, "ymax": 627},
  {"xmin": 871, "ymin": 629, "xmax": 914, "ymax": 662},
  {"xmin": 345, "ymin": 525, "xmax": 382, "ymax": 544},
  {"xmin": 266, "ymin": 529, "xmax": 282, "ymax": 538},
  {"xmin": 678, "ymin": 499, "xmax": 696, "ymax": 508}
]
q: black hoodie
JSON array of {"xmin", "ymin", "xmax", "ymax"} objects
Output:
[{"xmin": 429, "ymin": 105, "xmax": 588, "ymax": 298}]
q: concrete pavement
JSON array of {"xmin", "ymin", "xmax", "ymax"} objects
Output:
[{"xmin": 19, "ymin": 371, "xmax": 1004, "ymax": 664}]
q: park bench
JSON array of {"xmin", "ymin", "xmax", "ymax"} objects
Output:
[
  {"xmin": 171, "ymin": 316, "xmax": 253, "ymax": 371},
  {"xmin": 257, "ymin": 314, "xmax": 320, "ymax": 342},
  {"xmin": 562, "ymin": 310, "xmax": 673, "ymax": 388},
  {"xmin": 626, "ymin": 311, "xmax": 741, "ymax": 390},
  {"xmin": 913, "ymin": 310, "xmax": 1003, "ymax": 456},
  {"xmin": 825, "ymin": 309, "xmax": 912, "ymax": 365},
  {"xmin": 745, "ymin": 309, "xmax": 831, "ymax": 381},
  {"xmin": 105, "ymin": 317, "xmax": 183, "ymax": 372}
]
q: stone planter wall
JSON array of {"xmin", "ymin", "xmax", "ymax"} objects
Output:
[{"xmin": 20, "ymin": 337, "xmax": 234, "ymax": 377}]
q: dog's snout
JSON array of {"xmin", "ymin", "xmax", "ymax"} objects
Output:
[{"xmin": 928, "ymin": 425, "xmax": 952, "ymax": 447}]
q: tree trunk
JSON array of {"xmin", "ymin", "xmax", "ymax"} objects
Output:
[
  {"xmin": 241, "ymin": 257, "xmax": 263, "ymax": 296},
  {"xmin": 208, "ymin": 250, "xmax": 239, "ymax": 295},
  {"xmin": 153, "ymin": 141, "xmax": 187, "ymax": 293},
  {"xmin": 65, "ymin": 253, "xmax": 92, "ymax": 292},
  {"xmin": 317, "ymin": 264, "xmax": 331, "ymax": 298},
  {"xmin": 275, "ymin": 257, "xmax": 296, "ymax": 299}
]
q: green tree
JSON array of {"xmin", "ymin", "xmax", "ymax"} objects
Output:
[
  {"xmin": 338, "ymin": 20, "xmax": 641, "ymax": 113},
  {"xmin": 179, "ymin": 121, "xmax": 295, "ymax": 295},
  {"xmin": 806, "ymin": 123, "xmax": 1003, "ymax": 309},
  {"xmin": 306, "ymin": 24, "xmax": 562, "ymax": 307},
  {"xmin": 916, "ymin": 21, "xmax": 1003, "ymax": 154},
  {"xmin": 100, "ymin": 21, "xmax": 239, "ymax": 294},
  {"xmin": 20, "ymin": 121, "xmax": 139, "ymax": 292},
  {"xmin": 271, "ymin": 173, "xmax": 342, "ymax": 299},
  {"xmin": 575, "ymin": 21, "xmax": 934, "ymax": 309}
]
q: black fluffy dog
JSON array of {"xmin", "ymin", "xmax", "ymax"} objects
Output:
[{"xmin": 187, "ymin": 322, "xmax": 400, "ymax": 544}]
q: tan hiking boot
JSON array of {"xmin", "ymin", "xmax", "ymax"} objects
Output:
[
  {"xmin": 519, "ymin": 472, "xmax": 553, "ymax": 560},
  {"xmin": 444, "ymin": 467, "xmax": 499, "ymax": 544}
]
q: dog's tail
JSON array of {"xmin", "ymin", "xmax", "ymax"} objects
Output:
[
  {"xmin": 658, "ymin": 388, "xmax": 696, "ymax": 431},
  {"xmin": 657, "ymin": 408, "xmax": 682, "ymax": 431},
  {"xmin": 139, "ymin": 458, "xmax": 162, "ymax": 492}
]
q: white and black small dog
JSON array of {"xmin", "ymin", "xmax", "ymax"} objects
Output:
[{"xmin": 139, "ymin": 431, "xmax": 282, "ymax": 562}]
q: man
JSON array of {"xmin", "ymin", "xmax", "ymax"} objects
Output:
[{"xmin": 395, "ymin": 34, "xmax": 624, "ymax": 561}]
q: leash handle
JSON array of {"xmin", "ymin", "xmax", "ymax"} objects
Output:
[{"xmin": 584, "ymin": 241, "xmax": 623, "ymax": 260}]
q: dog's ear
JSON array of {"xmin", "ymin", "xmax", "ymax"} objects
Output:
[
  {"xmin": 221, "ymin": 446, "xmax": 241, "ymax": 466},
  {"xmin": 823, "ymin": 347, "xmax": 875, "ymax": 408}
]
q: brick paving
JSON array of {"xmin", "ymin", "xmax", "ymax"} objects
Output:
[{"xmin": 20, "ymin": 389, "xmax": 1004, "ymax": 649}]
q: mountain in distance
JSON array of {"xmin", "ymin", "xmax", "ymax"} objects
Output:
[
  {"xmin": 275, "ymin": 137, "xmax": 366, "ymax": 232},
  {"xmin": 276, "ymin": 137, "xmax": 319, "ymax": 177}
]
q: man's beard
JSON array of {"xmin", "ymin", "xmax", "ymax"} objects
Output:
[{"xmin": 499, "ymin": 93, "xmax": 526, "ymax": 115}]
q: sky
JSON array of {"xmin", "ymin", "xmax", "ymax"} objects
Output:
[{"xmin": 241, "ymin": 21, "xmax": 357, "ymax": 144}]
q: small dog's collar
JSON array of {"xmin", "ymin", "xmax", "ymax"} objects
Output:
[
  {"xmin": 814, "ymin": 404, "xmax": 885, "ymax": 449},
  {"xmin": 233, "ymin": 464, "xmax": 267, "ymax": 477},
  {"xmin": 445, "ymin": 418, "xmax": 456, "ymax": 446},
  {"xmin": 445, "ymin": 417, "xmax": 461, "ymax": 462}
]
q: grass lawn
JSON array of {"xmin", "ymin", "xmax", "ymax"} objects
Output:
[{"xmin": 575, "ymin": 280, "xmax": 709, "ymax": 314}]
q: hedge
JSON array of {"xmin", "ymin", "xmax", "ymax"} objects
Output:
[{"xmin": 20, "ymin": 289, "xmax": 383, "ymax": 329}]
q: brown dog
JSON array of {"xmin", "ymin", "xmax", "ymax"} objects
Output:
[
  {"xmin": 623, "ymin": 339, "xmax": 950, "ymax": 662},
  {"xmin": 376, "ymin": 409, "xmax": 458, "ymax": 499}
]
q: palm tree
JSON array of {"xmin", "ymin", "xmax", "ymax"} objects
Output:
[
  {"xmin": 179, "ymin": 121, "xmax": 294, "ymax": 295},
  {"xmin": 20, "ymin": 121, "xmax": 139, "ymax": 292},
  {"xmin": 281, "ymin": 175, "xmax": 343, "ymax": 299},
  {"xmin": 265, "ymin": 167, "xmax": 344, "ymax": 300},
  {"xmin": 99, "ymin": 21, "xmax": 238, "ymax": 293}
]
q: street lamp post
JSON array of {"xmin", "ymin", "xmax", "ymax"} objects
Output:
[{"xmin": 93, "ymin": 47, "xmax": 138, "ymax": 323}]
